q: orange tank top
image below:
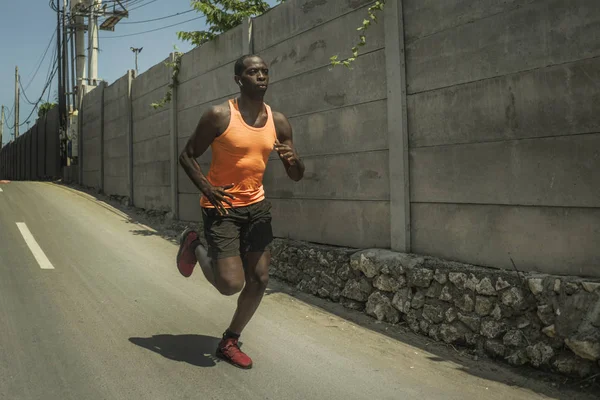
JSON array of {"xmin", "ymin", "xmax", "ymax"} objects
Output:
[{"xmin": 200, "ymin": 99, "xmax": 277, "ymax": 208}]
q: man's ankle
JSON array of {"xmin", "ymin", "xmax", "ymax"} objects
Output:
[{"xmin": 223, "ymin": 329, "xmax": 240, "ymax": 341}]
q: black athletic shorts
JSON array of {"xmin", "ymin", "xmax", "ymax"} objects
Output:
[{"xmin": 201, "ymin": 199, "xmax": 274, "ymax": 260}]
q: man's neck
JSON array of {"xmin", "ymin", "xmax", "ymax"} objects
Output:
[{"xmin": 237, "ymin": 94, "xmax": 265, "ymax": 116}]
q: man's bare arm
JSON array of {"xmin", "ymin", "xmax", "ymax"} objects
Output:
[
  {"xmin": 179, "ymin": 105, "xmax": 234, "ymax": 214},
  {"xmin": 273, "ymin": 111, "xmax": 304, "ymax": 182}
]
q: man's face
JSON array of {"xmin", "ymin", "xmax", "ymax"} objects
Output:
[{"xmin": 238, "ymin": 57, "xmax": 270, "ymax": 94}]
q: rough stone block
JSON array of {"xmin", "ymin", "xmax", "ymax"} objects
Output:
[
  {"xmin": 366, "ymin": 292, "xmax": 400, "ymax": 324},
  {"xmin": 373, "ymin": 274, "xmax": 403, "ymax": 292},
  {"xmin": 527, "ymin": 343, "xmax": 555, "ymax": 367},
  {"xmin": 407, "ymin": 268, "xmax": 434, "ymax": 288},
  {"xmin": 485, "ymin": 340, "xmax": 506, "ymax": 358},
  {"xmin": 341, "ymin": 278, "xmax": 373, "ymax": 302},
  {"xmin": 481, "ymin": 319, "xmax": 507, "ymax": 339},
  {"xmin": 455, "ymin": 294, "xmax": 475, "ymax": 313},
  {"xmin": 475, "ymin": 296, "xmax": 495, "ymax": 316},
  {"xmin": 423, "ymin": 304, "xmax": 445, "ymax": 324}
]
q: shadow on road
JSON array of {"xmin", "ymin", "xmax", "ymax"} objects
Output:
[
  {"xmin": 129, "ymin": 334, "xmax": 221, "ymax": 367},
  {"xmin": 129, "ymin": 229, "xmax": 160, "ymax": 237}
]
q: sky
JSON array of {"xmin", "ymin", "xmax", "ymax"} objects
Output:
[{"xmin": 0, "ymin": 0, "xmax": 278, "ymax": 146}]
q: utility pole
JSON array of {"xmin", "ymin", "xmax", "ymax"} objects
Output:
[
  {"xmin": 130, "ymin": 47, "xmax": 142, "ymax": 76},
  {"xmin": 14, "ymin": 67, "xmax": 19, "ymax": 138},
  {"xmin": 56, "ymin": 0, "xmax": 64, "ymax": 124},
  {"xmin": 88, "ymin": 0, "xmax": 100, "ymax": 86},
  {"xmin": 74, "ymin": 1, "xmax": 87, "ymax": 106},
  {"xmin": 63, "ymin": 0, "xmax": 70, "ymax": 113}
]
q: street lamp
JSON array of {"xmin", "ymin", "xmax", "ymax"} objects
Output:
[{"xmin": 130, "ymin": 47, "xmax": 142, "ymax": 76}]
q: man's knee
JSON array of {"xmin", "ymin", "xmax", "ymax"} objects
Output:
[
  {"xmin": 217, "ymin": 278, "xmax": 244, "ymax": 296},
  {"xmin": 247, "ymin": 268, "xmax": 269, "ymax": 290}
]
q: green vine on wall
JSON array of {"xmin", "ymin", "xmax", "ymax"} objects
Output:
[
  {"xmin": 330, "ymin": 0, "xmax": 385, "ymax": 68},
  {"xmin": 151, "ymin": 48, "xmax": 183, "ymax": 109}
]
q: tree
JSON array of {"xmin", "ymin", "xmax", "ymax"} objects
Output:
[
  {"xmin": 38, "ymin": 102, "xmax": 57, "ymax": 118},
  {"xmin": 177, "ymin": 0, "xmax": 285, "ymax": 47}
]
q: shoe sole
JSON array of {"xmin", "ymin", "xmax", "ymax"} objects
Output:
[
  {"xmin": 216, "ymin": 348, "xmax": 253, "ymax": 369},
  {"xmin": 176, "ymin": 228, "xmax": 197, "ymax": 278}
]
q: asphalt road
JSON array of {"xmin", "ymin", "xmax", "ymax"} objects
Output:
[{"xmin": 0, "ymin": 182, "xmax": 594, "ymax": 400}]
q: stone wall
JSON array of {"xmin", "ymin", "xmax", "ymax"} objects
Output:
[{"xmin": 271, "ymin": 239, "xmax": 600, "ymax": 378}]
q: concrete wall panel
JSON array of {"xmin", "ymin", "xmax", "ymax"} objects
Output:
[
  {"xmin": 45, "ymin": 107, "xmax": 60, "ymax": 178},
  {"xmin": 177, "ymin": 63, "xmax": 237, "ymax": 111},
  {"xmin": 263, "ymin": 150, "xmax": 389, "ymax": 201},
  {"xmin": 133, "ymin": 185, "xmax": 170, "ymax": 211},
  {"xmin": 253, "ymin": 0, "xmax": 374, "ymax": 52},
  {"xmin": 409, "ymin": 58, "xmax": 600, "ymax": 147},
  {"xmin": 133, "ymin": 110, "xmax": 170, "ymax": 144},
  {"xmin": 178, "ymin": 193, "xmax": 202, "ymax": 222},
  {"xmin": 258, "ymin": 5, "xmax": 385, "ymax": 84},
  {"xmin": 104, "ymin": 136, "xmax": 128, "ymax": 160},
  {"xmin": 411, "ymin": 134, "xmax": 600, "ymax": 208},
  {"xmin": 83, "ymin": 171, "xmax": 100, "ymax": 189},
  {"xmin": 83, "ymin": 136, "xmax": 101, "ymax": 172},
  {"xmin": 132, "ymin": 87, "xmax": 171, "ymax": 122},
  {"xmin": 178, "ymin": 25, "xmax": 243, "ymax": 84},
  {"xmin": 286, "ymin": 99, "xmax": 388, "ymax": 157},
  {"xmin": 265, "ymin": 49, "xmax": 386, "ymax": 117},
  {"xmin": 407, "ymin": 0, "xmax": 600, "ymax": 93},
  {"xmin": 37, "ymin": 119, "xmax": 46, "ymax": 178},
  {"xmin": 411, "ymin": 203, "xmax": 600, "ymax": 278},
  {"xmin": 270, "ymin": 198, "xmax": 390, "ymax": 249},
  {"xmin": 133, "ymin": 135, "xmax": 170, "ymax": 164},
  {"xmin": 403, "ymin": 0, "xmax": 536, "ymax": 43},
  {"xmin": 133, "ymin": 161, "xmax": 171, "ymax": 209},
  {"xmin": 104, "ymin": 156, "xmax": 127, "ymax": 178},
  {"xmin": 131, "ymin": 59, "xmax": 170, "ymax": 99}
]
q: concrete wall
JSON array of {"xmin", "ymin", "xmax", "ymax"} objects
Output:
[
  {"xmin": 404, "ymin": 0, "xmax": 600, "ymax": 277},
  {"xmin": 71, "ymin": 0, "xmax": 600, "ymax": 279},
  {"xmin": 0, "ymin": 107, "xmax": 60, "ymax": 181},
  {"xmin": 132, "ymin": 60, "xmax": 171, "ymax": 210},
  {"xmin": 103, "ymin": 74, "xmax": 130, "ymax": 197},
  {"xmin": 81, "ymin": 84, "xmax": 104, "ymax": 188},
  {"xmin": 44, "ymin": 106, "xmax": 60, "ymax": 179}
]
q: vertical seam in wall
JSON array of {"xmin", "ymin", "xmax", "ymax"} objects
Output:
[
  {"xmin": 385, "ymin": 0, "xmax": 411, "ymax": 252},
  {"xmin": 128, "ymin": 71, "xmax": 135, "ymax": 205},
  {"xmin": 100, "ymin": 83, "xmax": 105, "ymax": 192},
  {"xmin": 170, "ymin": 53, "xmax": 179, "ymax": 219}
]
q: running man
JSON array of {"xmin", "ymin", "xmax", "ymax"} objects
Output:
[{"xmin": 176, "ymin": 54, "xmax": 305, "ymax": 369}]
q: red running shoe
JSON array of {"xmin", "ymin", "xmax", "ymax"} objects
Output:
[
  {"xmin": 216, "ymin": 338, "xmax": 253, "ymax": 369},
  {"xmin": 176, "ymin": 228, "xmax": 199, "ymax": 277}
]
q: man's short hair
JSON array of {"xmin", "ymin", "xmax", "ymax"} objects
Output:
[{"xmin": 234, "ymin": 54, "xmax": 262, "ymax": 76}]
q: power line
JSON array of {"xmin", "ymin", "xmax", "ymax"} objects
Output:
[
  {"xmin": 100, "ymin": 15, "xmax": 205, "ymax": 38},
  {"xmin": 15, "ymin": 63, "xmax": 59, "ymax": 128},
  {"xmin": 23, "ymin": 29, "xmax": 58, "ymax": 92},
  {"xmin": 129, "ymin": 0, "xmax": 160, "ymax": 12},
  {"xmin": 120, "ymin": 9, "xmax": 193, "ymax": 24},
  {"xmin": 19, "ymin": 78, "xmax": 38, "ymax": 106}
]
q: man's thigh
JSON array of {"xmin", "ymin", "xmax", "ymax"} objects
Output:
[
  {"xmin": 202, "ymin": 207, "xmax": 244, "ymax": 260},
  {"xmin": 241, "ymin": 200, "xmax": 274, "ymax": 257}
]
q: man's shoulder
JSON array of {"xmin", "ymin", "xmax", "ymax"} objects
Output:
[
  {"xmin": 270, "ymin": 109, "xmax": 290, "ymax": 129},
  {"xmin": 204, "ymin": 101, "xmax": 231, "ymax": 120},
  {"xmin": 201, "ymin": 101, "xmax": 231, "ymax": 133}
]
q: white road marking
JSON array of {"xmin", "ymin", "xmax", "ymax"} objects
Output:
[
  {"xmin": 16, "ymin": 222, "xmax": 55, "ymax": 270},
  {"xmin": 0, "ymin": 188, "xmax": 3, "ymax": 192}
]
